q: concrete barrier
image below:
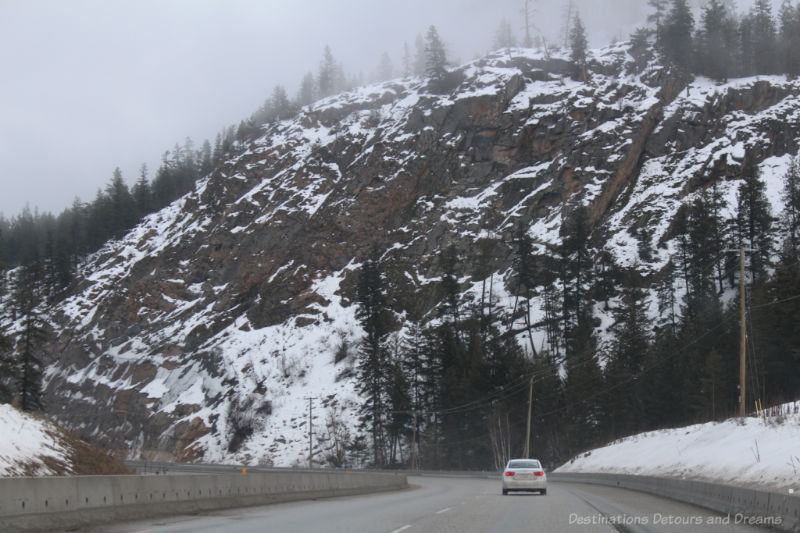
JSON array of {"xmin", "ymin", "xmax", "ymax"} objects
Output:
[
  {"xmin": 550, "ymin": 472, "xmax": 800, "ymax": 533},
  {"xmin": 0, "ymin": 470, "xmax": 407, "ymax": 533}
]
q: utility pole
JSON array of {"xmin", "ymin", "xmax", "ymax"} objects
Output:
[
  {"xmin": 524, "ymin": 375, "xmax": 534, "ymax": 458},
  {"xmin": 738, "ymin": 247, "xmax": 747, "ymax": 417},
  {"xmin": 410, "ymin": 411, "xmax": 418, "ymax": 471},
  {"xmin": 725, "ymin": 246, "xmax": 753, "ymax": 418},
  {"xmin": 305, "ymin": 397, "xmax": 316, "ymax": 468}
]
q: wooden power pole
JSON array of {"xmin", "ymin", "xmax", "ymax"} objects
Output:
[
  {"xmin": 524, "ymin": 376, "xmax": 534, "ymax": 458},
  {"xmin": 306, "ymin": 397, "xmax": 316, "ymax": 468},
  {"xmin": 739, "ymin": 247, "xmax": 747, "ymax": 417}
]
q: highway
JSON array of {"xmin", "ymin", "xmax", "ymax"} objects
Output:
[{"xmin": 80, "ymin": 476, "xmax": 773, "ymax": 533}]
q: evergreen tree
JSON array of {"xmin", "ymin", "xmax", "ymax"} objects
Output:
[
  {"xmin": 413, "ymin": 34, "xmax": 427, "ymax": 77},
  {"xmin": 750, "ymin": 242, "xmax": 800, "ymax": 399},
  {"xmin": 738, "ymin": 14, "xmax": 757, "ymax": 77},
  {"xmin": 267, "ymin": 85, "xmax": 293, "ymax": 122},
  {"xmin": 13, "ymin": 263, "xmax": 49, "ymax": 412},
  {"xmin": 697, "ymin": 0, "xmax": 736, "ymax": 81},
  {"xmin": 628, "ymin": 27, "xmax": 654, "ymax": 73},
  {"xmin": 751, "ymin": 0, "xmax": 778, "ymax": 74},
  {"xmin": 106, "ymin": 168, "xmax": 136, "ymax": 238},
  {"xmin": 569, "ymin": 12, "xmax": 588, "ymax": 82},
  {"xmin": 355, "ymin": 255, "xmax": 391, "ymax": 466},
  {"xmin": 199, "ymin": 139, "xmax": 213, "ymax": 176},
  {"xmin": 0, "ymin": 322, "xmax": 11, "ymax": 403},
  {"xmin": 438, "ymin": 245, "xmax": 463, "ymax": 334},
  {"xmin": 512, "ymin": 225, "xmax": 537, "ymax": 355},
  {"xmin": 385, "ymin": 352, "xmax": 411, "ymax": 465},
  {"xmin": 662, "ymin": 0, "xmax": 695, "ymax": 69},
  {"xmin": 318, "ymin": 45, "xmax": 338, "ymax": 98},
  {"xmin": 782, "ymin": 156, "xmax": 800, "ymax": 253},
  {"xmin": 376, "ymin": 52, "xmax": 394, "ymax": 82},
  {"xmin": 648, "ymin": 0, "xmax": 670, "ymax": 46},
  {"xmin": 402, "ymin": 42, "xmax": 412, "ymax": 78},
  {"xmin": 424, "ymin": 25, "xmax": 448, "ymax": 89},
  {"xmin": 685, "ymin": 190, "xmax": 724, "ymax": 314},
  {"xmin": 0, "ymin": 246, "xmax": 13, "ymax": 404},
  {"xmin": 604, "ymin": 269, "xmax": 651, "ymax": 438},
  {"xmin": 296, "ymin": 72, "xmax": 316, "ymax": 108},
  {"xmin": 132, "ymin": 164, "xmax": 152, "ymax": 217},
  {"xmin": 735, "ymin": 157, "xmax": 773, "ymax": 283},
  {"xmin": 494, "ymin": 18, "xmax": 517, "ymax": 50},
  {"xmin": 779, "ymin": 1, "xmax": 800, "ymax": 77},
  {"xmin": 558, "ymin": 206, "xmax": 603, "ymax": 454}
]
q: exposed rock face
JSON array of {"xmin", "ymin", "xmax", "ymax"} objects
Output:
[{"xmin": 42, "ymin": 45, "xmax": 800, "ymax": 464}]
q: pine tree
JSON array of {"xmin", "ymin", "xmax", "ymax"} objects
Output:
[
  {"xmin": 0, "ymin": 323, "xmax": 12, "ymax": 404},
  {"xmin": 494, "ymin": 18, "xmax": 517, "ymax": 50},
  {"xmin": 648, "ymin": 0, "xmax": 670, "ymax": 46},
  {"xmin": 558, "ymin": 206, "xmax": 603, "ymax": 454},
  {"xmin": 318, "ymin": 45, "xmax": 338, "ymax": 98},
  {"xmin": 604, "ymin": 269, "xmax": 650, "ymax": 438},
  {"xmin": 199, "ymin": 139, "xmax": 213, "ymax": 176},
  {"xmin": 628, "ymin": 27, "xmax": 654, "ymax": 73},
  {"xmin": 569, "ymin": 12, "xmax": 588, "ymax": 82},
  {"xmin": 132, "ymin": 164, "xmax": 152, "ymax": 217},
  {"xmin": 413, "ymin": 34, "xmax": 427, "ymax": 76},
  {"xmin": 662, "ymin": 0, "xmax": 695, "ymax": 70},
  {"xmin": 402, "ymin": 42, "xmax": 412, "ymax": 78},
  {"xmin": 735, "ymin": 157, "xmax": 773, "ymax": 283},
  {"xmin": 751, "ymin": 0, "xmax": 778, "ymax": 74},
  {"xmin": 512, "ymin": 225, "xmax": 537, "ymax": 355},
  {"xmin": 13, "ymin": 263, "xmax": 49, "ymax": 412},
  {"xmin": 738, "ymin": 14, "xmax": 757, "ymax": 77},
  {"xmin": 438, "ymin": 245, "xmax": 463, "ymax": 334},
  {"xmin": 750, "ymin": 242, "xmax": 800, "ymax": 399},
  {"xmin": 782, "ymin": 156, "xmax": 800, "ymax": 253},
  {"xmin": 385, "ymin": 353, "xmax": 410, "ymax": 465},
  {"xmin": 0, "ymin": 247, "xmax": 14, "ymax": 404},
  {"xmin": 296, "ymin": 72, "xmax": 316, "ymax": 108},
  {"xmin": 376, "ymin": 52, "xmax": 394, "ymax": 82},
  {"xmin": 697, "ymin": 0, "xmax": 736, "ymax": 81},
  {"xmin": 779, "ymin": 1, "xmax": 800, "ymax": 77},
  {"xmin": 355, "ymin": 255, "xmax": 391, "ymax": 466},
  {"xmin": 424, "ymin": 25, "xmax": 448, "ymax": 89}
]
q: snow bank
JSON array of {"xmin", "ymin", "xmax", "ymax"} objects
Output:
[
  {"xmin": 556, "ymin": 402, "xmax": 800, "ymax": 492},
  {"xmin": 0, "ymin": 403, "xmax": 70, "ymax": 476}
]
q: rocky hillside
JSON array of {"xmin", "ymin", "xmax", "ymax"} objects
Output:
[{"xmin": 40, "ymin": 44, "xmax": 800, "ymax": 465}]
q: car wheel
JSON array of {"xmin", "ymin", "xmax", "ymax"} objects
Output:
[
  {"xmin": 502, "ymin": 489, "xmax": 508, "ymax": 495},
  {"xmin": 540, "ymin": 489, "xmax": 547, "ymax": 495}
]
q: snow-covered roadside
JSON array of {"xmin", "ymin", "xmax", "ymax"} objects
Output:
[
  {"xmin": 556, "ymin": 402, "xmax": 800, "ymax": 493},
  {"xmin": 0, "ymin": 403, "xmax": 71, "ymax": 476}
]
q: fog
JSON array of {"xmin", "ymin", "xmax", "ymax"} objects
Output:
[{"xmin": 0, "ymin": 0, "xmax": 780, "ymax": 217}]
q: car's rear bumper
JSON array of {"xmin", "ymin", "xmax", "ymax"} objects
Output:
[{"xmin": 502, "ymin": 477, "xmax": 547, "ymax": 491}]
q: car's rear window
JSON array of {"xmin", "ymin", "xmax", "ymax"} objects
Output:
[{"xmin": 507, "ymin": 460, "xmax": 541, "ymax": 469}]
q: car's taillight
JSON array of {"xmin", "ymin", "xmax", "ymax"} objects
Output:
[
  {"xmin": 534, "ymin": 471, "xmax": 544, "ymax": 476},
  {"xmin": 504, "ymin": 471, "xmax": 515, "ymax": 476}
]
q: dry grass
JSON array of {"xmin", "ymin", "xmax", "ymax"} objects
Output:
[{"xmin": 62, "ymin": 431, "xmax": 132, "ymax": 475}]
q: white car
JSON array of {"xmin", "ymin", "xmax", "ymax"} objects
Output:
[{"xmin": 502, "ymin": 458, "xmax": 547, "ymax": 495}]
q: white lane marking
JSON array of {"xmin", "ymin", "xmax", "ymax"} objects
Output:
[
  {"xmin": 389, "ymin": 525, "xmax": 412, "ymax": 533},
  {"xmin": 435, "ymin": 507, "xmax": 451, "ymax": 514}
]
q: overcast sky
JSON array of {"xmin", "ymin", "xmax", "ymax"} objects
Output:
[{"xmin": 0, "ymin": 0, "xmax": 768, "ymax": 218}]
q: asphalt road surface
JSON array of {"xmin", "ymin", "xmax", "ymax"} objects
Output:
[{"xmin": 83, "ymin": 476, "xmax": 773, "ymax": 533}]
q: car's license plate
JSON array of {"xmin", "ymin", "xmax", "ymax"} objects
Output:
[{"xmin": 515, "ymin": 473, "xmax": 532, "ymax": 480}]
